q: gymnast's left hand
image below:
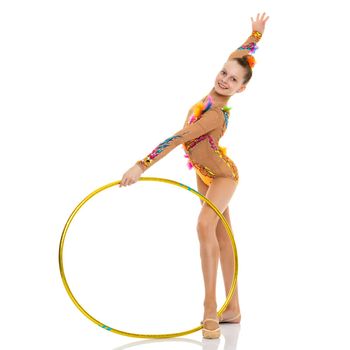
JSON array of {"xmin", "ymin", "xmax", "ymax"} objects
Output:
[
  {"xmin": 251, "ymin": 12, "xmax": 269, "ymax": 34},
  {"xmin": 119, "ymin": 164, "xmax": 144, "ymax": 187}
]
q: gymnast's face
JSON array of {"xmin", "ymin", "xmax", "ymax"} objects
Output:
[{"xmin": 214, "ymin": 60, "xmax": 247, "ymax": 96}]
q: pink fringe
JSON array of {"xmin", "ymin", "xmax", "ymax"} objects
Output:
[
  {"xmin": 187, "ymin": 161, "xmax": 194, "ymax": 170},
  {"xmin": 184, "ymin": 154, "xmax": 194, "ymax": 170},
  {"xmin": 189, "ymin": 115, "xmax": 196, "ymax": 124}
]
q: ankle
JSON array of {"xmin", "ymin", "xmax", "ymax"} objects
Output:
[
  {"xmin": 224, "ymin": 305, "xmax": 240, "ymax": 313},
  {"xmin": 203, "ymin": 300, "xmax": 217, "ymax": 308}
]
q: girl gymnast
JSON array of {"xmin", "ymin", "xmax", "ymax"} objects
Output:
[{"xmin": 119, "ymin": 12, "xmax": 269, "ymax": 339}]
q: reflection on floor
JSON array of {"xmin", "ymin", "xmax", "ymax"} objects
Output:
[{"xmin": 112, "ymin": 324, "xmax": 241, "ymax": 350}]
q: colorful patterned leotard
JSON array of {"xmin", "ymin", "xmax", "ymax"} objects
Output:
[{"xmin": 135, "ymin": 30, "xmax": 263, "ymax": 186}]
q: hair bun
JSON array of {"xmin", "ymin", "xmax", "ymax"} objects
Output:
[{"xmin": 245, "ymin": 55, "xmax": 256, "ymax": 69}]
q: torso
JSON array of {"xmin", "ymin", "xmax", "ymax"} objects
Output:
[{"xmin": 182, "ymin": 95, "xmax": 239, "ymax": 186}]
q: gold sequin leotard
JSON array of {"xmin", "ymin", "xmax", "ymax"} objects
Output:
[{"xmin": 135, "ymin": 30, "xmax": 262, "ymax": 186}]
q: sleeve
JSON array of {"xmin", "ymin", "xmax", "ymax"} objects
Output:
[
  {"xmin": 227, "ymin": 30, "xmax": 263, "ymax": 60},
  {"xmin": 135, "ymin": 108, "xmax": 222, "ymax": 171}
]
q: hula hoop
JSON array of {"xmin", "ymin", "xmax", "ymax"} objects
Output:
[{"xmin": 59, "ymin": 176, "xmax": 238, "ymax": 338}]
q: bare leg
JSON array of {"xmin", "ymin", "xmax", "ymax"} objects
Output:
[
  {"xmin": 195, "ymin": 175, "xmax": 238, "ymax": 331},
  {"xmin": 216, "ymin": 206, "xmax": 241, "ymax": 322}
]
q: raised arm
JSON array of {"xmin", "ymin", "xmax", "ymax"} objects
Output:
[
  {"xmin": 227, "ymin": 30, "xmax": 262, "ymax": 60},
  {"xmin": 135, "ymin": 108, "xmax": 222, "ymax": 171},
  {"xmin": 227, "ymin": 12, "xmax": 269, "ymax": 60}
]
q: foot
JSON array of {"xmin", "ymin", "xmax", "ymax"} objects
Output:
[
  {"xmin": 218, "ymin": 309, "xmax": 241, "ymax": 323},
  {"xmin": 202, "ymin": 318, "xmax": 220, "ymax": 339},
  {"xmin": 201, "ymin": 305, "xmax": 220, "ymax": 331}
]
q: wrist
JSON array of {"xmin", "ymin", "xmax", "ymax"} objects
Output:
[
  {"xmin": 251, "ymin": 30, "xmax": 262, "ymax": 41},
  {"xmin": 136, "ymin": 160, "xmax": 147, "ymax": 172}
]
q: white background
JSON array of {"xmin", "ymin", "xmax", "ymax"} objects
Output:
[{"xmin": 1, "ymin": 0, "xmax": 350, "ymax": 349}]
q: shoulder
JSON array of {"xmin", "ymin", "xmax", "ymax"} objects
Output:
[
  {"xmin": 210, "ymin": 105, "xmax": 225, "ymax": 114},
  {"xmin": 203, "ymin": 106, "xmax": 225, "ymax": 124},
  {"xmin": 193, "ymin": 106, "xmax": 224, "ymax": 131}
]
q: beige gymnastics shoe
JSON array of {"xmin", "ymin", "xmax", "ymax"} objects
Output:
[
  {"xmin": 219, "ymin": 312, "xmax": 241, "ymax": 323},
  {"xmin": 202, "ymin": 318, "xmax": 221, "ymax": 339}
]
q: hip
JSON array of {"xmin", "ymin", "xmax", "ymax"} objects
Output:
[{"xmin": 194, "ymin": 160, "xmax": 239, "ymax": 186}]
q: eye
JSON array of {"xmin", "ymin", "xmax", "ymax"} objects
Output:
[
  {"xmin": 231, "ymin": 77, "xmax": 237, "ymax": 81},
  {"xmin": 221, "ymin": 70, "xmax": 226, "ymax": 75}
]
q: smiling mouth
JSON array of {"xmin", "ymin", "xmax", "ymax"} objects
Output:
[{"xmin": 218, "ymin": 82, "xmax": 228, "ymax": 89}]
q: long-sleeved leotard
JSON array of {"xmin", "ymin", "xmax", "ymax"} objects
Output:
[{"xmin": 135, "ymin": 30, "xmax": 262, "ymax": 186}]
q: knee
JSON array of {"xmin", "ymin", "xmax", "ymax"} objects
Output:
[{"xmin": 196, "ymin": 217, "xmax": 217, "ymax": 242}]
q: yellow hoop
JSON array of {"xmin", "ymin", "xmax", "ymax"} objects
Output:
[{"xmin": 58, "ymin": 176, "xmax": 238, "ymax": 338}]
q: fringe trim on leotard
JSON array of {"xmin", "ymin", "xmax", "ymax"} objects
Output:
[{"xmin": 188, "ymin": 95, "xmax": 213, "ymax": 124}]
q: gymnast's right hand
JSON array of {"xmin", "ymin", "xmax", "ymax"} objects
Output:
[{"xmin": 119, "ymin": 164, "xmax": 144, "ymax": 187}]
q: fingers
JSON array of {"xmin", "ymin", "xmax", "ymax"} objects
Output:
[
  {"xmin": 120, "ymin": 178, "xmax": 130, "ymax": 187},
  {"xmin": 119, "ymin": 175, "xmax": 127, "ymax": 187},
  {"xmin": 119, "ymin": 165, "xmax": 143, "ymax": 187},
  {"xmin": 253, "ymin": 12, "xmax": 269, "ymax": 23},
  {"xmin": 260, "ymin": 12, "xmax": 269, "ymax": 22},
  {"xmin": 119, "ymin": 176, "xmax": 137, "ymax": 187}
]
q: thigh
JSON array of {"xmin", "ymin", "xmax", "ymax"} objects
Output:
[
  {"xmin": 197, "ymin": 177, "xmax": 237, "ymax": 230},
  {"xmin": 196, "ymin": 173, "xmax": 209, "ymax": 206}
]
